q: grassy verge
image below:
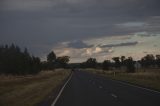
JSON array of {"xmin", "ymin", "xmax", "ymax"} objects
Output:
[
  {"xmin": 0, "ymin": 69, "xmax": 71, "ymax": 106},
  {"xmin": 85, "ymin": 68, "xmax": 160, "ymax": 91}
]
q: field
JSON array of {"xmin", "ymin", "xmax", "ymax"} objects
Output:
[
  {"xmin": 85, "ymin": 68, "xmax": 160, "ymax": 91},
  {"xmin": 0, "ymin": 69, "xmax": 71, "ymax": 106}
]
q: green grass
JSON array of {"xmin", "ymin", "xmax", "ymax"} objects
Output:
[
  {"xmin": 0, "ymin": 69, "xmax": 71, "ymax": 106},
  {"xmin": 85, "ymin": 68, "xmax": 160, "ymax": 91}
]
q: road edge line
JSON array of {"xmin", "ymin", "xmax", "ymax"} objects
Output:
[
  {"xmin": 51, "ymin": 72, "xmax": 73, "ymax": 106},
  {"xmin": 85, "ymin": 71, "xmax": 160, "ymax": 94},
  {"xmin": 109, "ymin": 78, "xmax": 160, "ymax": 94}
]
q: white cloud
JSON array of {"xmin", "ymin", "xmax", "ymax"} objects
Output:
[
  {"xmin": 116, "ymin": 22, "xmax": 146, "ymax": 27},
  {"xmin": 53, "ymin": 34, "xmax": 160, "ymax": 62},
  {"xmin": 94, "ymin": 47, "xmax": 102, "ymax": 53}
]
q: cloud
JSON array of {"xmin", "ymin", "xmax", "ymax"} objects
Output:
[
  {"xmin": 101, "ymin": 41, "xmax": 138, "ymax": 48},
  {"xmin": 0, "ymin": 0, "xmax": 160, "ymax": 62},
  {"xmin": 84, "ymin": 47, "xmax": 103, "ymax": 56},
  {"xmin": 116, "ymin": 22, "xmax": 146, "ymax": 28},
  {"xmin": 54, "ymin": 40, "xmax": 115, "ymax": 62},
  {"xmin": 67, "ymin": 40, "xmax": 93, "ymax": 49},
  {"xmin": 53, "ymin": 34, "xmax": 160, "ymax": 62}
]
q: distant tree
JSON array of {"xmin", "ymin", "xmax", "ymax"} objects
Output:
[
  {"xmin": 140, "ymin": 54, "xmax": 155, "ymax": 68},
  {"xmin": 30, "ymin": 56, "xmax": 41, "ymax": 74},
  {"xmin": 140, "ymin": 58, "xmax": 146, "ymax": 68},
  {"xmin": 102, "ymin": 60, "xmax": 111, "ymax": 70},
  {"xmin": 85, "ymin": 58, "xmax": 97, "ymax": 68},
  {"xmin": 112, "ymin": 57, "xmax": 121, "ymax": 68},
  {"xmin": 46, "ymin": 51, "xmax": 56, "ymax": 69},
  {"xmin": 156, "ymin": 55, "xmax": 160, "ymax": 67},
  {"xmin": 56, "ymin": 56, "xmax": 70, "ymax": 68},
  {"xmin": 80, "ymin": 62, "xmax": 87, "ymax": 68},
  {"xmin": 125, "ymin": 57, "xmax": 135, "ymax": 73},
  {"xmin": 24, "ymin": 48, "xmax": 29, "ymax": 55},
  {"xmin": 121, "ymin": 56, "xmax": 125, "ymax": 66},
  {"xmin": 47, "ymin": 51, "xmax": 56, "ymax": 63}
]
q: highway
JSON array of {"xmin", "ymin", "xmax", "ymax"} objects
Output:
[{"xmin": 54, "ymin": 70, "xmax": 160, "ymax": 106}]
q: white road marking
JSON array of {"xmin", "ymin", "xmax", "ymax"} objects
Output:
[
  {"xmin": 111, "ymin": 93, "xmax": 118, "ymax": 98},
  {"xmin": 51, "ymin": 73, "xmax": 73, "ymax": 106}
]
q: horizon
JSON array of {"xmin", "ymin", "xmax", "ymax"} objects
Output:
[{"xmin": 0, "ymin": 0, "xmax": 160, "ymax": 63}]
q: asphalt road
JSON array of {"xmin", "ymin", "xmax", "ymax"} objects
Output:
[{"xmin": 54, "ymin": 70, "xmax": 160, "ymax": 106}]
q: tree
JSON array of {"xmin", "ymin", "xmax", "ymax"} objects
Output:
[
  {"xmin": 125, "ymin": 57, "xmax": 135, "ymax": 73},
  {"xmin": 31, "ymin": 56, "xmax": 41, "ymax": 74},
  {"xmin": 0, "ymin": 44, "xmax": 41, "ymax": 75},
  {"xmin": 24, "ymin": 48, "xmax": 29, "ymax": 56},
  {"xmin": 56, "ymin": 56, "xmax": 70, "ymax": 68},
  {"xmin": 121, "ymin": 56, "xmax": 125, "ymax": 65},
  {"xmin": 47, "ymin": 51, "xmax": 56, "ymax": 63},
  {"xmin": 112, "ymin": 57, "xmax": 120, "ymax": 68},
  {"xmin": 85, "ymin": 58, "xmax": 97, "ymax": 68},
  {"xmin": 156, "ymin": 55, "xmax": 160, "ymax": 67},
  {"xmin": 46, "ymin": 51, "xmax": 56, "ymax": 69},
  {"xmin": 102, "ymin": 60, "xmax": 111, "ymax": 70},
  {"xmin": 140, "ymin": 54, "xmax": 155, "ymax": 68}
]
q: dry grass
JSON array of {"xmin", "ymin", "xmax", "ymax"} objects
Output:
[
  {"xmin": 0, "ymin": 69, "xmax": 71, "ymax": 106},
  {"xmin": 85, "ymin": 68, "xmax": 160, "ymax": 91}
]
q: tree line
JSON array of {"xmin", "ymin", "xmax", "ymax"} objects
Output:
[
  {"xmin": 80, "ymin": 54, "xmax": 160, "ymax": 73},
  {"xmin": 42, "ymin": 51, "xmax": 70, "ymax": 70},
  {"xmin": 0, "ymin": 44, "xmax": 160, "ymax": 75},
  {"xmin": 0, "ymin": 44, "xmax": 41, "ymax": 75},
  {"xmin": 0, "ymin": 44, "xmax": 70, "ymax": 75}
]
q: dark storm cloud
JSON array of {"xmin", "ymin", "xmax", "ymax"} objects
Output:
[
  {"xmin": 67, "ymin": 40, "xmax": 93, "ymax": 49},
  {"xmin": 101, "ymin": 41, "xmax": 138, "ymax": 48},
  {"xmin": 0, "ymin": 0, "xmax": 160, "ymax": 58}
]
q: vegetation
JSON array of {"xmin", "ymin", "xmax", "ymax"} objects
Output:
[
  {"xmin": 45, "ymin": 51, "xmax": 57, "ymax": 70},
  {"xmin": 0, "ymin": 44, "xmax": 41, "ymax": 75},
  {"xmin": 78, "ymin": 54, "xmax": 160, "ymax": 73},
  {"xmin": 0, "ymin": 44, "xmax": 71, "ymax": 106},
  {"xmin": 124, "ymin": 57, "xmax": 135, "ymax": 73},
  {"xmin": 0, "ymin": 69, "xmax": 70, "ymax": 106},
  {"xmin": 56, "ymin": 56, "xmax": 70, "ymax": 68},
  {"xmin": 0, "ymin": 43, "xmax": 160, "ymax": 105},
  {"xmin": 112, "ymin": 57, "xmax": 121, "ymax": 69},
  {"xmin": 70, "ymin": 53, "xmax": 160, "ymax": 92},
  {"xmin": 102, "ymin": 60, "xmax": 111, "ymax": 70},
  {"xmin": 47, "ymin": 51, "xmax": 56, "ymax": 63},
  {"xmin": 81, "ymin": 58, "xmax": 97, "ymax": 68},
  {"xmin": 0, "ymin": 44, "xmax": 70, "ymax": 75},
  {"xmin": 42, "ymin": 52, "xmax": 70, "ymax": 70},
  {"xmin": 78, "ymin": 53, "xmax": 160, "ymax": 91},
  {"xmin": 156, "ymin": 55, "xmax": 160, "ymax": 67},
  {"xmin": 1, "ymin": 44, "xmax": 159, "ymax": 75}
]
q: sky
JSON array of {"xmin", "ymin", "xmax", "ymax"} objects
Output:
[{"xmin": 0, "ymin": 0, "xmax": 160, "ymax": 63}]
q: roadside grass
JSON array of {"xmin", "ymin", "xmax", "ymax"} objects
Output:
[
  {"xmin": 85, "ymin": 68, "xmax": 160, "ymax": 91},
  {"xmin": 0, "ymin": 69, "xmax": 71, "ymax": 106}
]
